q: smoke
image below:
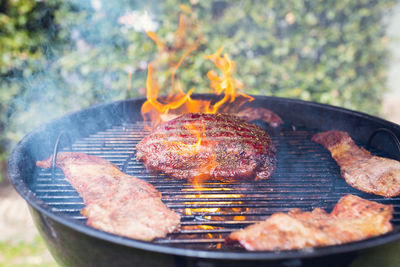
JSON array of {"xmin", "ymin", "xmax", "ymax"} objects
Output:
[
  {"xmin": 4, "ymin": 0, "xmax": 163, "ymax": 147},
  {"xmin": 4, "ymin": 0, "xmax": 397, "ymax": 157}
]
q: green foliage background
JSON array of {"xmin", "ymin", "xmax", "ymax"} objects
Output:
[{"xmin": 0, "ymin": 0, "xmax": 397, "ymax": 181}]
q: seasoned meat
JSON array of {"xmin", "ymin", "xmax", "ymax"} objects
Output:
[
  {"xmin": 312, "ymin": 130, "xmax": 400, "ymax": 197},
  {"xmin": 136, "ymin": 113, "xmax": 276, "ymax": 182},
  {"xmin": 235, "ymin": 107, "xmax": 283, "ymax": 128},
  {"xmin": 36, "ymin": 152, "xmax": 181, "ymax": 241},
  {"xmin": 226, "ymin": 194, "xmax": 393, "ymax": 251},
  {"xmin": 156, "ymin": 107, "xmax": 283, "ymax": 128}
]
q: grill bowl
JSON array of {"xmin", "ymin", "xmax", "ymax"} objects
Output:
[{"xmin": 8, "ymin": 95, "xmax": 400, "ymax": 266}]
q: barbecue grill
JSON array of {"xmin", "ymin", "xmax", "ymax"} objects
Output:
[{"xmin": 8, "ymin": 95, "xmax": 400, "ymax": 266}]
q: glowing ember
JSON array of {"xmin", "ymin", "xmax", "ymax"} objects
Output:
[
  {"xmin": 183, "ymin": 194, "xmax": 243, "ymax": 199},
  {"xmin": 184, "ymin": 208, "xmax": 219, "ymax": 216},
  {"xmin": 183, "ymin": 192, "xmax": 244, "ymax": 217},
  {"xmin": 198, "ymin": 225, "xmax": 218, "ymax": 239},
  {"xmin": 232, "ymin": 216, "xmax": 245, "ymax": 221}
]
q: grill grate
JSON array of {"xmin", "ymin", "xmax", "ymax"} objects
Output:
[{"xmin": 33, "ymin": 122, "xmax": 400, "ymax": 250}]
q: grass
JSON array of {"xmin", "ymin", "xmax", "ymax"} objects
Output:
[{"xmin": 0, "ymin": 235, "xmax": 57, "ymax": 267}]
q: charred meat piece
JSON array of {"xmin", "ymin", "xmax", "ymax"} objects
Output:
[
  {"xmin": 36, "ymin": 152, "xmax": 181, "ymax": 241},
  {"xmin": 235, "ymin": 107, "xmax": 283, "ymax": 128},
  {"xmin": 226, "ymin": 194, "xmax": 393, "ymax": 251},
  {"xmin": 136, "ymin": 113, "xmax": 276, "ymax": 182},
  {"xmin": 312, "ymin": 130, "xmax": 400, "ymax": 197}
]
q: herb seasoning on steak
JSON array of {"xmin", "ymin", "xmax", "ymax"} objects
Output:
[{"xmin": 136, "ymin": 113, "xmax": 276, "ymax": 182}]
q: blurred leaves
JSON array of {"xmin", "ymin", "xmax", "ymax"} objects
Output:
[{"xmin": 0, "ymin": 0, "xmax": 397, "ymax": 181}]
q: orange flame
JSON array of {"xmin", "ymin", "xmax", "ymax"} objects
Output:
[
  {"xmin": 141, "ymin": 46, "xmax": 253, "ymax": 128},
  {"xmin": 155, "ymin": 121, "xmax": 219, "ymax": 186},
  {"xmin": 140, "ymin": 9, "xmax": 254, "ymax": 129},
  {"xmin": 183, "ymin": 192, "xmax": 244, "ymax": 217},
  {"xmin": 162, "ymin": 122, "xmax": 204, "ymax": 157},
  {"xmin": 139, "ymin": 9, "xmax": 255, "ymax": 189}
]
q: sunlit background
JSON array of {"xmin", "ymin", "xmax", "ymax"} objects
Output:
[{"xmin": 1, "ymin": 0, "xmax": 400, "ymax": 266}]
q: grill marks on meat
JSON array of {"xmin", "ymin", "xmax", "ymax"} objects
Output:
[
  {"xmin": 312, "ymin": 130, "xmax": 400, "ymax": 197},
  {"xmin": 136, "ymin": 113, "xmax": 276, "ymax": 182},
  {"xmin": 226, "ymin": 194, "xmax": 393, "ymax": 251},
  {"xmin": 36, "ymin": 152, "xmax": 181, "ymax": 241}
]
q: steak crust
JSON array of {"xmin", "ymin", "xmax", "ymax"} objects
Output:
[
  {"xmin": 312, "ymin": 130, "xmax": 400, "ymax": 197},
  {"xmin": 226, "ymin": 194, "xmax": 393, "ymax": 251},
  {"xmin": 136, "ymin": 113, "xmax": 276, "ymax": 182},
  {"xmin": 236, "ymin": 107, "xmax": 283, "ymax": 128},
  {"xmin": 36, "ymin": 152, "xmax": 181, "ymax": 241}
]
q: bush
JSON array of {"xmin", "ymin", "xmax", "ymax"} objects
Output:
[{"xmin": 0, "ymin": 0, "xmax": 396, "ymax": 181}]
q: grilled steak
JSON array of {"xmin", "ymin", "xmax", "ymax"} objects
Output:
[
  {"xmin": 235, "ymin": 107, "xmax": 283, "ymax": 128},
  {"xmin": 36, "ymin": 152, "xmax": 181, "ymax": 241},
  {"xmin": 136, "ymin": 113, "xmax": 276, "ymax": 182},
  {"xmin": 312, "ymin": 130, "xmax": 400, "ymax": 197},
  {"xmin": 226, "ymin": 194, "xmax": 393, "ymax": 251}
]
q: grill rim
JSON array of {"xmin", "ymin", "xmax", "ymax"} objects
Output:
[{"xmin": 7, "ymin": 95, "xmax": 400, "ymax": 261}]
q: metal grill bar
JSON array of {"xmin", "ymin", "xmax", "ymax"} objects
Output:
[{"xmin": 33, "ymin": 122, "xmax": 400, "ymax": 250}]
